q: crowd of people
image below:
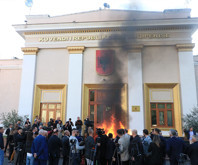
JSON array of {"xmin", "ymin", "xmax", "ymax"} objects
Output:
[{"xmin": 0, "ymin": 116, "xmax": 198, "ymax": 165}]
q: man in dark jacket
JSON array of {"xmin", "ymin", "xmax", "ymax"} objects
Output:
[
  {"xmin": 66, "ymin": 118, "xmax": 74, "ymax": 135},
  {"xmin": 129, "ymin": 129, "xmax": 143, "ymax": 165},
  {"xmin": 85, "ymin": 128, "xmax": 95, "ymax": 165},
  {"xmin": 166, "ymin": 129, "xmax": 186, "ymax": 165},
  {"xmin": 62, "ymin": 130, "xmax": 70, "ymax": 165},
  {"xmin": 75, "ymin": 117, "xmax": 83, "ymax": 135},
  {"xmin": 0, "ymin": 127, "xmax": 4, "ymax": 165},
  {"xmin": 4, "ymin": 124, "xmax": 13, "ymax": 153},
  {"xmin": 48, "ymin": 129, "xmax": 62, "ymax": 165},
  {"xmin": 105, "ymin": 133, "xmax": 115, "ymax": 165},
  {"xmin": 187, "ymin": 135, "xmax": 198, "ymax": 165},
  {"xmin": 14, "ymin": 127, "xmax": 26, "ymax": 165}
]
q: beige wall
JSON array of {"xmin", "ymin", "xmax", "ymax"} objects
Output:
[
  {"xmin": 83, "ymin": 48, "xmax": 128, "ymax": 84},
  {"xmin": 0, "ymin": 60, "xmax": 22, "ymax": 119},
  {"xmin": 35, "ymin": 48, "xmax": 69, "ymax": 84},
  {"xmin": 142, "ymin": 46, "xmax": 180, "ymax": 83},
  {"xmin": 194, "ymin": 55, "xmax": 198, "ymax": 102}
]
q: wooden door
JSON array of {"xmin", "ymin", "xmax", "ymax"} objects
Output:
[{"xmin": 40, "ymin": 103, "xmax": 61, "ymax": 124}]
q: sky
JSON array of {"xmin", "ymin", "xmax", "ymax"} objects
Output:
[{"xmin": 0, "ymin": 0, "xmax": 198, "ymax": 59}]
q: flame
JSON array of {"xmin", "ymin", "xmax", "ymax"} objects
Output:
[{"xmin": 97, "ymin": 114, "xmax": 125, "ymax": 137}]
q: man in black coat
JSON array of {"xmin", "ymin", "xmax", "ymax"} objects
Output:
[
  {"xmin": 187, "ymin": 135, "xmax": 198, "ymax": 165},
  {"xmin": 66, "ymin": 118, "xmax": 74, "ymax": 135},
  {"xmin": 62, "ymin": 130, "xmax": 70, "ymax": 165},
  {"xmin": 129, "ymin": 129, "xmax": 144, "ymax": 165},
  {"xmin": 166, "ymin": 129, "xmax": 186, "ymax": 165},
  {"xmin": 48, "ymin": 129, "xmax": 62, "ymax": 165},
  {"xmin": 4, "ymin": 124, "xmax": 13, "ymax": 153}
]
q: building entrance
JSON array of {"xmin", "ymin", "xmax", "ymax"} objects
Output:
[{"xmin": 40, "ymin": 103, "xmax": 61, "ymax": 124}]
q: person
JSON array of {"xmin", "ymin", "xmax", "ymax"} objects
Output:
[
  {"xmin": 69, "ymin": 129, "xmax": 85, "ymax": 165},
  {"xmin": 184, "ymin": 127, "xmax": 196, "ymax": 143},
  {"xmin": 25, "ymin": 118, "xmax": 31, "ymax": 127},
  {"xmin": 117, "ymin": 129, "xmax": 130, "ymax": 165},
  {"xmin": 63, "ymin": 122, "xmax": 69, "ymax": 131},
  {"xmin": 166, "ymin": 129, "xmax": 186, "ymax": 165},
  {"xmin": 75, "ymin": 117, "xmax": 83, "ymax": 135},
  {"xmin": 0, "ymin": 127, "xmax": 4, "ymax": 165},
  {"xmin": 31, "ymin": 129, "xmax": 48, "ymax": 165},
  {"xmin": 26, "ymin": 131, "xmax": 34, "ymax": 165},
  {"xmin": 17, "ymin": 120, "xmax": 21, "ymax": 127},
  {"xmin": 66, "ymin": 118, "xmax": 74, "ymax": 135},
  {"xmin": 85, "ymin": 128, "xmax": 95, "ymax": 165},
  {"xmin": 8, "ymin": 130, "xmax": 14, "ymax": 162},
  {"xmin": 187, "ymin": 135, "xmax": 198, "ymax": 165},
  {"xmin": 14, "ymin": 127, "xmax": 26, "ymax": 165},
  {"xmin": 148, "ymin": 135, "xmax": 163, "ymax": 165},
  {"xmin": 48, "ymin": 118, "xmax": 55, "ymax": 128},
  {"xmin": 57, "ymin": 120, "xmax": 63, "ymax": 139},
  {"xmin": 153, "ymin": 128, "xmax": 166, "ymax": 162},
  {"xmin": 55, "ymin": 117, "xmax": 61, "ymax": 126},
  {"xmin": 48, "ymin": 129, "xmax": 62, "ymax": 165},
  {"xmin": 141, "ymin": 129, "xmax": 152, "ymax": 164},
  {"xmin": 32, "ymin": 120, "xmax": 38, "ymax": 130},
  {"xmin": 105, "ymin": 133, "xmax": 115, "ymax": 165},
  {"xmin": 4, "ymin": 124, "xmax": 13, "ymax": 153},
  {"xmin": 62, "ymin": 130, "xmax": 70, "ymax": 165},
  {"xmin": 128, "ymin": 129, "xmax": 144, "ymax": 165},
  {"xmin": 37, "ymin": 119, "xmax": 43, "ymax": 127}
]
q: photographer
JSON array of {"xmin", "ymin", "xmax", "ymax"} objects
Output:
[
  {"xmin": 85, "ymin": 128, "xmax": 95, "ymax": 165},
  {"xmin": 14, "ymin": 127, "xmax": 26, "ymax": 165},
  {"xmin": 84, "ymin": 117, "xmax": 93, "ymax": 133},
  {"xmin": 69, "ymin": 129, "xmax": 85, "ymax": 165},
  {"xmin": 95, "ymin": 128, "xmax": 107, "ymax": 165},
  {"xmin": 117, "ymin": 129, "xmax": 130, "ymax": 165}
]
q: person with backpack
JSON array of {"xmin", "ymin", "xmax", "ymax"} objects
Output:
[{"xmin": 129, "ymin": 129, "xmax": 144, "ymax": 165}]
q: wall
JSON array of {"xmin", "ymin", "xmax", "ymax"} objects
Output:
[
  {"xmin": 142, "ymin": 46, "xmax": 180, "ymax": 83},
  {"xmin": 0, "ymin": 59, "xmax": 22, "ymax": 122},
  {"xmin": 35, "ymin": 48, "xmax": 69, "ymax": 84}
]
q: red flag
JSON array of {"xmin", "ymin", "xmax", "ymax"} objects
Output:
[{"xmin": 96, "ymin": 50, "xmax": 114, "ymax": 75}]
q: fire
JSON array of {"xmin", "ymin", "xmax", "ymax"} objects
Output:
[{"xmin": 97, "ymin": 114, "xmax": 126, "ymax": 137}]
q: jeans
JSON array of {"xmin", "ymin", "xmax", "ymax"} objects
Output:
[
  {"xmin": 86, "ymin": 158, "xmax": 93, "ymax": 165},
  {"xmin": 0, "ymin": 149, "xmax": 4, "ymax": 165},
  {"xmin": 26, "ymin": 155, "xmax": 34, "ymax": 165}
]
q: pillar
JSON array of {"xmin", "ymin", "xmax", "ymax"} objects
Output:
[
  {"xmin": 176, "ymin": 43, "xmax": 197, "ymax": 115},
  {"xmin": 18, "ymin": 47, "xmax": 38, "ymax": 121},
  {"xmin": 128, "ymin": 45, "xmax": 144, "ymax": 134},
  {"xmin": 66, "ymin": 46, "xmax": 85, "ymax": 122}
]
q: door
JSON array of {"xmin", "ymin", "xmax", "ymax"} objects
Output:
[
  {"xmin": 88, "ymin": 89, "xmax": 123, "ymax": 135},
  {"xmin": 40, "ymin": 103, "xmax": 61, "ymax": 124}
]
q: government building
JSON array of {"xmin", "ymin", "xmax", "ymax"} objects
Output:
[{"xmin": 14, "ymin": 9, "xmax": 198, "ymax": 136}]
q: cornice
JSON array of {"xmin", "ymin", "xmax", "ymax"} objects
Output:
[
  {"xmin": 21, "ymin": 47, "xmax": 39, "ymax": 55},
  {"xmin": 23, "ymin": 25, "xmax": 192, "ymax": 35},
  {"xmin": 128, "ymin": 44, "xmax": 144, "ymax": 53},
  {"xmin": 176, "ymin": 43, "xmax": 195, "ymax": 52},
  {"xmin": 67, "ymin": 46, "xmax": 85, "ymax": 54}
]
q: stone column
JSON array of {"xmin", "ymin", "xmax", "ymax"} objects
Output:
[
  {"xmin": 66, "ymin": 46, "xmax": 85, "ymax": 122},
  {"xmin": 18, "ymin": 47, "xmax": 38, "ymax": 121},
  {"xmin": 128, "ymin": 45, "xmax": 144, "ymax": 134},
  {"xmin": 176, "ymin": 43, "xmax": 197, "ymax": 115}
]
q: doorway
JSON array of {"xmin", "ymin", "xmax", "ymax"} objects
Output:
[
  {"xmin": 40, "ymin": 103, "xmax": 61, "ymax": 124},
  {"xmin": 88, "ymin": 88, "xmax": 124, "ymax": 135}
]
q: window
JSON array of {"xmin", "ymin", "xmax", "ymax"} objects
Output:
[{"xmin": 150, "ymin": 103, "xmax": 174, "ymax": 127}]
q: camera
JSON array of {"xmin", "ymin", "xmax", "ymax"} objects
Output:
[
  {"xmin": 70, "ymin": 139, "xmax": 76, "ymax": 145},
  {"xmin": 96, "ymin": 128, "xmax": 105, "ymax": 136}
]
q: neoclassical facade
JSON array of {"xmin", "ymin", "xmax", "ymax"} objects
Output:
[{"xmin": 14, "ymin": 9, "xmax": 198, "ymax": 136}]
